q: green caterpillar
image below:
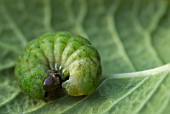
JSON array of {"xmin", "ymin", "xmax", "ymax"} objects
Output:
[{"xmin": 15, "ymin": 32, "xmax": 102, "ymax": 99}]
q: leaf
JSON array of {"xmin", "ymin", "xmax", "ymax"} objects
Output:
[{"xmin": 0, "ymin": 0, "xmax": 170, "ymax": 114}]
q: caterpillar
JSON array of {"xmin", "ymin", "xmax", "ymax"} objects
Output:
[{"xmin": 15, "ymin": 32, "xmax": 102, "ymax": 99}]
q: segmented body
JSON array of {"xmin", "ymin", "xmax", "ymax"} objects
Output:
[{"xmin": 15, "ymin": 32, "xmax": 102, "ymax": 99}]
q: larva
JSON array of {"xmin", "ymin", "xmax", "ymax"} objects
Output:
[{"xmin": 15, "ymin": 32, "xmax": 102, "ymax": 99}]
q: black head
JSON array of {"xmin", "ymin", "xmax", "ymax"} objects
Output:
[
  {"xmin": 43, "ymin": 69, "xmax": 69, "ymax": 99},
  {"xmin": 43, "ymin": 76, "xmax": 56, "ymax": 92},
  {"xmin": 43, "ymin": 73, "xmax": 63, "ymax": 98}
]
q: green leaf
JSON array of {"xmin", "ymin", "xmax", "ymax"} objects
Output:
[{"xmin": 0, "ymin": 0, "xmax": 170, "ymax": 114}]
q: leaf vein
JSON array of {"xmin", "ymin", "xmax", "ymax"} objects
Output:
[
  {"xmin": 107, "ymin": 14, "xmax": 137, "ymax": 71},
  {"xmin": 132, "ymin": 0, "xmax": 167, "ymax": 64},
  {"xmin": 103, "ymin": 77, "xmax": 150, "ymax": 113},
  {"xmin": 134, "ymin": 72, "xmax": 168, "ymax": 113},
  {"xmin": 44, "ymin": 0, "xmax": 53, "ymax": 32},
  {"xmin": 2, "ymin": 6, "xmax": 27, "ymax": 47}
]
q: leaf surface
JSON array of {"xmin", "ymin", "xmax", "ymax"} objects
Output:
[{"xmin": 0, "ymin": 0, "xmax": 170, "ymax": 114}]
